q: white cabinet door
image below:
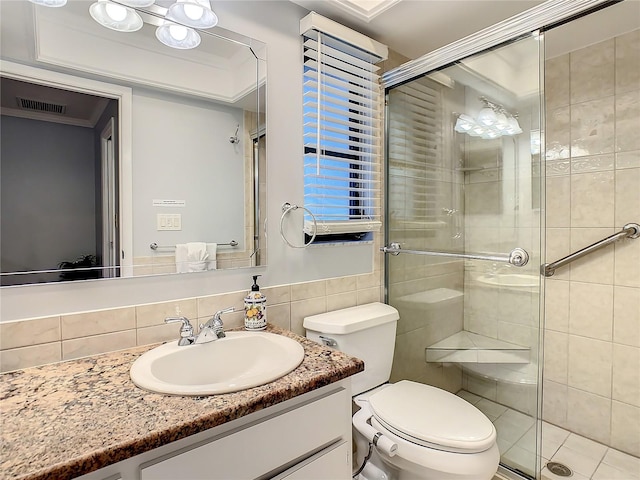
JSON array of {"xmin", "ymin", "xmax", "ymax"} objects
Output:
[
  {"xmin": 140, "ymin": 388, "xmax": 349, "ymax": 479},
  {"xmin": 275, "ymin": 441, "xmax": 351, "ymax": 480}
]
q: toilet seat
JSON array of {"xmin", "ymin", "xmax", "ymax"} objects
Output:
[{"xmin": 368, "ymin": 380, "xmax": 496, "ymax": 454}]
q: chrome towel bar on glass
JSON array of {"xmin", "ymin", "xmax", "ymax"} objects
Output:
[
  {"xmin": 542, "ymin": 222, "xmax": 640, "ymax": 277},
  {"xmin": 380, "ymin": 243, "xmax": 530, "ymax": 267},
  {"xmin": 150, "ymin": 240, "xmax": 238, "ymax": 250}
]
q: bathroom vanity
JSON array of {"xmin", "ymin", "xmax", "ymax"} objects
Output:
[{"xmin": 0, "ymin": 327, "xmax": 362, "ymax": 480}]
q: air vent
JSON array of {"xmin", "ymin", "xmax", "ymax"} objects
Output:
[{"xmin": 16, "ymin": 96, "xmax": 66, "ymax": 115}]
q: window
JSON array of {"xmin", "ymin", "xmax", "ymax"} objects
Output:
[
  {"xmin": 302, "ymin": 23, "xmax": 385, "ymax": 242},
  {"xmin": 387, "ymin": 77, "xmax": 446, "ymax": 231}
]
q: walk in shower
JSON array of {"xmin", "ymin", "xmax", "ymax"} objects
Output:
[{"xmin": 382, "ymin": 1, "xmax": 639, "ymax": 478}]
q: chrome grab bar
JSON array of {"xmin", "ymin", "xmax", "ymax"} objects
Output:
[
  {"xmin": 542, "ymin": 223, "xmax": 640, "ymax": 277},
  {"xmin": 150, "ymin": 240, "xmax": 238, "ymax": 250},
  {"xmin": 380, "ymin": 243, "xmax": 530, "ymax": 267}
]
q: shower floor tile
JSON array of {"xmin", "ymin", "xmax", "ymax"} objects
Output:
[{"xmin": 458, "ymin": 390, "xmax": 640, "ymax": 480}]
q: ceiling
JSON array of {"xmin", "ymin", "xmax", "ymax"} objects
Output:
[
  {"xmin": 4, "ymin": 0, "xmax": 637, "ymax": 123},
  {"xmin": 290, "ymin": 0, "xmax": 545, "ymax": 60},
  {"xmin": 1, "ymin": 77, "xmax": 110, "ymax": 128}
]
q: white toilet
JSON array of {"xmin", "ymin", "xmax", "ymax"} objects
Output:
[{"xmin": 304, "ymin": 302, "xmax": 500, "ymax": 480}]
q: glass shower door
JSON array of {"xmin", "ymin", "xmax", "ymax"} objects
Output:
[{"xmin": 385, "ymin": 33, "xmax": 543, "ymax": 478}]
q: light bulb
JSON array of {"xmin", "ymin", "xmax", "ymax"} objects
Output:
[
  {"xmin": 469, "ymin": 125, "xmax": 485, "ymax": 137},
  {"xmin": 506, "ymin": 116, "xmax": 522, "ymax": 135},
  {"xmin": 454, "ymin": 114, "xmax": 474, "ymax": 133},
  {"xmin": 89, "ymin": 0, "xmax": 143, "ymax": 32},
  {"xmin": 495, "ymin": 112, "xmax": 508, "ymax": 130},
  {"xmin": 183, "ymin": 4, "xmax": 204, "ymax": 20},
  {"xmin": 169, "ymin": 24, "xmax": 188, "ymax": 41},
  {"xmin": 29, "ymin": 0, "xmax": 67, "ymax": 7},
  {"xmin": 166, "ymin": 0, "xmax": 218, "ymax": 28},
  {"xmin": 482, "ymin": 130, "xmax": 500, "ymax": 139},
  {"xmin": 119, "ymin": 0, "xmax": 155, "ymax": 6},
  {"xmin": 477, "ymin": 106, "xmax": 497, "ymax": 126},
  {"xmin": 105, "ymin": 2, "xmax": 127, "ymax": 21},
  {"xmin": 156, "ymin": 22, "xmax": 201, "ymax": 49}
]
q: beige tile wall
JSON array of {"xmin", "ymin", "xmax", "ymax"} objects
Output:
[
  {"xmin": 0, "ymin": 270, "xmax": 382, "ymax": 373},
  {"xmin": 542, "ymin": 30, "xmax": 640, "ymax": 457}
]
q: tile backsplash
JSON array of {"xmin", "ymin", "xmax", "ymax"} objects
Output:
[{"xmin": 0, "ymin": 272, "xmax": 382, "ymax": 373}]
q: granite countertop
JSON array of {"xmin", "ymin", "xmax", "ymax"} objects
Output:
[{"xmin": 0, "ymin": 326, "xmax": 363, "ymax": 480}]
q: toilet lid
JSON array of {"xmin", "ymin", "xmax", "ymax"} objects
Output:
[{"xmin": 368, "ymin": 380, "xmax": 496, "ymax": 453}]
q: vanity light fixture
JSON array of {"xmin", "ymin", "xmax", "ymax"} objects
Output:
[
  {"xmin": 89, "ymin": 0, "xmax": 144, "ymax": 32},
  {"xmin": 166, "ymin": 0, "xmax": 218, "ymax": 29},
  {"xmin": 33, "ymin": 0, "xmax": 218, "ymax": 50},
  {"xmin": 454, "ymin": 97, "xmax": 522, "ymax": 139},
  {"xmin": 156, "ymin": 21, "xmax": 201, "ymax": 49},
  {"xmin": 28, "ymin": 0, "xmax": 67, "ymax": 7},
  {"xmin": 118, "ymin": 0, "xmax": 155, "ymax": 6}
]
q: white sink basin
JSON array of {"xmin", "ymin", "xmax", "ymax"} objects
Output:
[
  {"xmin": 476, "ymin": 273, "xmax": 539, "ymax": 288},
  {"xmin": 130, "ymin": 331, "xmax": 305, "ymax": 396}
]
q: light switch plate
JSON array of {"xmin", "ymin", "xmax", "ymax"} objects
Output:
[{"xmin": 157, "ymin": 214, "xmax": 182, "ymax": 231}]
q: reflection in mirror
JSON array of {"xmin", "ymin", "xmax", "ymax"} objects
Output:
[{"xmin": 0, "ymin": 0, "xmax": 266, "ymax": 286}]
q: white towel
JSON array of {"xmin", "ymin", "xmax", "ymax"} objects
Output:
[
  {"xmin": 175, "ymin": 242, "xmax": 209, "ymax": 273},
  {"xmin": 206, "ymin": 243, "xmax": 217, "ymax": 270}
]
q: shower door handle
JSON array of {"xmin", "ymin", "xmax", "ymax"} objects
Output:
[
  {"xmin": 381, "ymin": 243, "xmax": 529, "ymax": 267},
  {"xmin": 383, "ymin": 242, "xmax": 402, "ymax": 255}
]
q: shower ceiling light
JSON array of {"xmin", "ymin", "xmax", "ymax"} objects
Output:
[
  {"xmin": 455, "ymin": 97, "xmax": 522, "ymax": 140},
  {"xmin": 32, "ymin": 0, "xmax": 218, "ymax": 50},
  {"xmin": 477, "ymin": 106, "xmax": 497, "ymax": 126},
  {"xmin": 494, "ymin": 111, "xmax": 509, "ymax": 130},
  {"xmin": 454, "ymin": 114, "xmax": 475, "ymax": 133},
  {"xmin": 506, "ymin": 116, "xmax": 523, "ymax": 135}
]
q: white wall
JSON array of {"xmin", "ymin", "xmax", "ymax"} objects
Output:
[
  {"xmin": 0, "ymin": 1, "xmax": 375, "ymax": 321},
  {"xmin": 1, "ymin": 116, "xmax": 97, "ymax": 283},
  {"xmin": 131, "ymin": 89, "xmax": 245, "ymax": 256}
]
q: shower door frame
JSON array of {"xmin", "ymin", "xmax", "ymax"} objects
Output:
[
  {"xmin": 381, "ymin": 0, "xmax": 616, "ymax": 89},
  {"xmin": 381, "ymin": 1, "xmax": 621, "ymax": 479}
]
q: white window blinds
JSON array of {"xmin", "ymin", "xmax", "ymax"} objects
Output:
[
  {"xmin": 302, "ymin": 28, "xmax": 384, "ymax": 237},
  {"xmin": 387, "ymin": 78, "xmax": 447, "ymax": 231}
]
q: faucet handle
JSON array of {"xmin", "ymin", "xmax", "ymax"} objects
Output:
[
  {"xmin": 165, "ymin": 316, "xmax": 195, "ymax": 345},
  {"xmin": 200, "ymin": 307, "xmax": 235, "ymax": 329},
  {"xmin": 213, "ymin": 307, "xmax": 235, "ymax": 321},
  {"xmin": 199, "ymin": 307, "xmax": 235, "ymax": 336},
  {"xmin": 195, "ymin": 307, "xmax": 235, "ymax": 344}
]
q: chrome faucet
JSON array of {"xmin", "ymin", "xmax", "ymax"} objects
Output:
[
  {"xmin": 195, "ymin": 307, "xmax": 235, "ymax": 344},
  {"xmin": 164, "ymin": 316, "xmax": 195, "ymax": 346}
]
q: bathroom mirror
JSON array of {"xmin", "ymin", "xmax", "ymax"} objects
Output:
[{"xmin": 0, "ymin": 0, "xmax": 267, "ymax": 286}]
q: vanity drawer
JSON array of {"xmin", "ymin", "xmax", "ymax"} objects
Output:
[
  {"xmin": 140, "ymin": 386, "xmax": 350, "ymax": 479},
  {"xmin": 274, "ymin": 440, "xmax": 351, "ymax": 480}
]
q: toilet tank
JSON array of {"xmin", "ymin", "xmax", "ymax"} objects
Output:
[{"xmin": 304, "ymin": 302, "xmax": 399, "ymax": 395}]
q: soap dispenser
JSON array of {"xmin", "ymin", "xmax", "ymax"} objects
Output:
[{"xmin": 244, "ymin": 275, "xmax": 267, "ymax": 330}]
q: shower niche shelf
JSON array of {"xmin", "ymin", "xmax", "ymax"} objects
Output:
[
  {"xmin": 425, "ymin": 331, "xmax": 529, "ymax": 364},
  {"xmin": 461, "ymin": 362, "xmax": 537, "ymax": 385}
]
